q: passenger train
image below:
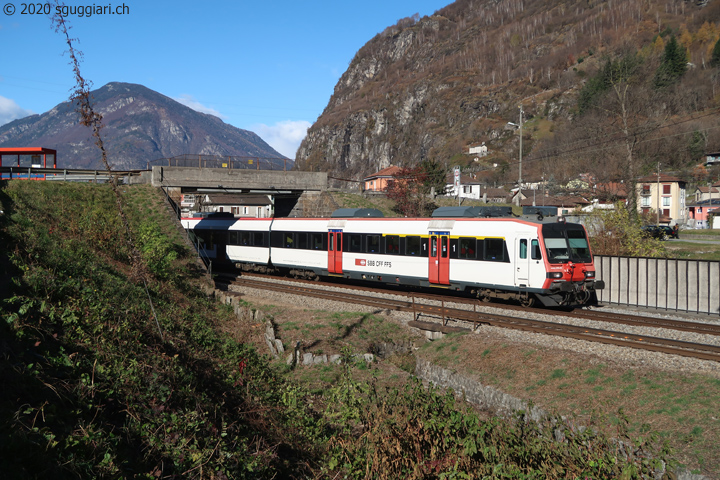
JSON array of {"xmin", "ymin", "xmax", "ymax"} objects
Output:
[{"xmin": 181, "ymin": 207, "xmax": 604, "ymax": 307}]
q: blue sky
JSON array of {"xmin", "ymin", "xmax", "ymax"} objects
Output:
[{"xmin": 0, "ymin": 0, "xmax": 450, "ymax": 158}]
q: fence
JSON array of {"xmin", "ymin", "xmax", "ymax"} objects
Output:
[
  {"xmin": 594, "ymin": 255, "xmax": 720, "ymax": 315},
  {"xmin": 147, "ymin": 154, "xmax": 292, "ymax": 171}
]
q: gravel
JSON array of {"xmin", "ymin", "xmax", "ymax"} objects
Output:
[{"xmin": 228, "ymin": 276, "xmax": 720, "ymax": 377}]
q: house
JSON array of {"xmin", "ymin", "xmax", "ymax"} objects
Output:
[
  {"xmin": 510, "ymin": 189, "xmax": 589, "ymax": 215},
  {"xmin": 687, "ymin": 199, "xmax": 720, "ymax": 229},
  {"xmin": 445, "ymin": 174, "xmax": 485, "ymax": 200},
  {"xmin": 189, "ymin": 194, "xmax": 273, "ymax": 218},
  {"xmin": 467, "ymin": 142, "xmax": 489, "ymax": 159},
  {"xmin": 705, "ymin": 151, "xmax": 720, "ymax": 167},
  {"xmin": 636, "ymin": 174, "xmax": 686, "ymax": 224},
  {"xmin": 694, "ymin": 184, "xmax": 720, "ymax": 202},
  {"xmin": 363, "ymin": 166, "xmax": 401, "ymax": 192}
]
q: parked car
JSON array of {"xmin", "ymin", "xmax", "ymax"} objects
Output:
[{"xmin": 641, "ymin": 225, "xmax": 679, "ymax": 240}]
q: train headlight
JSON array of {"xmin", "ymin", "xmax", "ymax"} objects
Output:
[
  {"xmin": 585, "ymin": 271, "xmax": 595, "ymax": 278},
  {"xmin": 546, "ymin": 272, "xmax": 564, "ymax": 279}
]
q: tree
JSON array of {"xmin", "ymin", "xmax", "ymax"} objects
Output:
[
  {"xmin": 385, "ymin": 162, "xmax": 446, "ymax": 217},
  {"xmin": 654, "ymin": 35, "xmax": 687, "ymax": 88},
  {"xmin": 711, "ymin": 37, "xmax": 720, "ymax": 68}
]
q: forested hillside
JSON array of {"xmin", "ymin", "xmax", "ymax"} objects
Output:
[{"xmin": 296, "ymin": 0, "xmax": 720, "ymax": 192}]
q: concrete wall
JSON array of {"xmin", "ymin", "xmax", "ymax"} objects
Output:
[{"xmin": 595, "ymin": 255, "xmax": 720, "ymax": 315}]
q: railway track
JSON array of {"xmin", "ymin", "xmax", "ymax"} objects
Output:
[{"xmin": 225, "ymin": 274, "xmax": 720, "ymax": 363}]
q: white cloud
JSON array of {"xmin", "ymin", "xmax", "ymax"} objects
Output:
[
  {"xmin": 0, "ymin": 96, "xmax": 34, "ymax": 127},
  {"xmin": 252, "ymin": 120, "xmax": 311, "ymax": 158},
  {"xmin": 174, "ymin": 94, "xmax": 226, "ymax": 119}
]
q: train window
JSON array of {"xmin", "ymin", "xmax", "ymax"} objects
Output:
[
  {"xmin": 367, "ymin": 235, "xmax": 380, "ymax": 253},
  {"xmin": 311, "ymin": 233, "xmax": 324, "ymax": 250},
  {"xmin": 385, "ymin": 235, "xmax": 400, "ymax": 254},
  {"xmin": 226, "ymin": 231, "xmax": 237, "ymax": 245},
  {"xmin": 484, "ymin": 238, "xmax": 506, "ymax": 262},
  {"xmin": 431, "ymin": 236, "xmax": 438, "ymax": 257},
  {"xmin": 284, "ymin": 233, "xmax": 294, "ymax": 248},
  {"xmin": 531, "ymin": 239, "xmax": 542, "ymax": 260},
  {"xmin": 271, "ymin": 231, "xmax": 284, "ymax": 248},
  {"xmin": 296, "ymin": 232, "xmax": 308, "ymax": 250},
  {"xmin": 441, "ymin": 236, "xmax": 448, "ymax": 258},
  {"xmin": 406, "ymin": 236, "xmax": 421, "ymax": 256},
  {"xmin": 349, "ymin": 234, "xmax": 362, "ymax": 252},
  {"xmin": 519, "ymin": 239, "xmax": 527, "ymax": 259},
  {"xmin": 240, "ymin": 231, "xmax": 251, "ymax": 246},
  {"xmin": 459, "ymin": 237, "xmax": 476, "ymax": 260},
  {"xmin": 329, "ymin": 232, "xmax": 334, "ymax": 251},
  {"xmin": 253, "ymin": 231, "xmax": 266, "ymax": 247},
  {"xmin": 567, "ymin": 230, "xmax": 592, "ymax": 263},
  {"xmin": 544, "ymin": 238, "xmax": 570, "ymax": 262}
]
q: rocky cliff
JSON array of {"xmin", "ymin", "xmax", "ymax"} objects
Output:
[{"xmin": 296, "ymin": 0, "xmax": 720, "ymax": 187}]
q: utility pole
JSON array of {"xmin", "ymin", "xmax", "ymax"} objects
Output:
[
  {"xmin": 518, "ymin": 104, "xmax": 523, "ymax": 188},
  {"xmin": 656, "ymin": 162, "xmax": 661, "ymax": 225}
]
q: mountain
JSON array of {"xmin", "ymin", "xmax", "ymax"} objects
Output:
[
  {"xmin": 0, "ymin": 82, "xmax": 288, "ymax": 170},
  {"xmin": 296, "ymin": 0, "xmax": 720, "ymax": 189}
]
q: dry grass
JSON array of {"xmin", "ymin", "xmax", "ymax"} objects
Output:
[{"xmin": 420, "ymin": 332, "xmax": 720, "ymax": 478}]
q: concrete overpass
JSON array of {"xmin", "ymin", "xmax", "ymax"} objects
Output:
[{"xmin": 149, "ymin": 166, "xmax": 327, "ymax": 191}]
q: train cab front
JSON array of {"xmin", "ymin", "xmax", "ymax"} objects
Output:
[{"xmin": 539, "ymin": 220, "xmax": 604, "ymax": 307}]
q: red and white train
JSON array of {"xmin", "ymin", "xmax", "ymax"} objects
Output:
[{"xmin": 181, "ymin": 207, "xmax": 604, "ymax": 307}]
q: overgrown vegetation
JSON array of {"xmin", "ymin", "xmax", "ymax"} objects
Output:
[{"xmin": 1, "ymin": 181, "xmax": 679, "ymax": 478}]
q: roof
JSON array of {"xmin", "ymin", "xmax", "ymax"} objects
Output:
[
  {"xmin": 518, "ymin": 195, "xmax": 589, "ymax": 207},
  {"xmin": 363, "ymin": 166, "xmax": 401, "ymax": 181},
  {"xmin": 636, "ymin": 174, "xmax": 685, "ymax": 183},
  {"xmin": 0, "ymin": 147, "xmax": 57, "ymax": 155},
  {"xmin": 204, "ymin": 194, "xmax": 271, "ymax": 206},
  {"xmin": 696, "ymin": 186, "xmax": 720, "ymax": 194}
]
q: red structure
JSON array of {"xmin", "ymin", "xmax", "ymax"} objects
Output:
[{"xmin": 0, "ymin": 147, "xmax": 57, "ymax": 180}]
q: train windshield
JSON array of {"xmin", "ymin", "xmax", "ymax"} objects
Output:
[{"xmin": 542, "ymin": 224, "xmax": 592, "ymax": 264}]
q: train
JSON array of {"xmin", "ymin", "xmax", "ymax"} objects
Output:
[{"xmin": 181, "ymin": 206, "xmax": 605, "ymax": 308}]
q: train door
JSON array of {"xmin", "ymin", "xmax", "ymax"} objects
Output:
[
  {"xmin": 328, "ymin": 230, "xmax": 343, "ymax": 274},
  {"xmin": 515, "ymin": 238, "xmax": 530, "ymax": 287},
  {"xmin": 429, "ymin": 232, "xmax": 450, "ymax": 285}
]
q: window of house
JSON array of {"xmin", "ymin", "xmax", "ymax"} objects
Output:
[
  {"xmin": 642, "ymin": 185, "xmax": 651, "ymax": 195},
  {"xmin": 663, "ymin": 184, "xmax": 671, "ymax": 195},
  {"xmin": 662, "ymin": 197, "xmax": 671, "ymax": 207},
  {"xmin": 641, "ymin": 196, "xmax": 651, "ymax": 207},
  {"xmin": 243, "ymin": 206, "xmax": 249, "ymax": 215},
  {"xmin": 231, "ymin": 206, "xmax": 239, "ymax": 215}
]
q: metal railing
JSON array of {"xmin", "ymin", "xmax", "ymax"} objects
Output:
[
  {"xmin": 595, "ymin": 255, "xmax": 720, "ymax": 315},
  {"xmin": 148, "ymin": 154, "xmax": 293, "ymax": 171}
]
